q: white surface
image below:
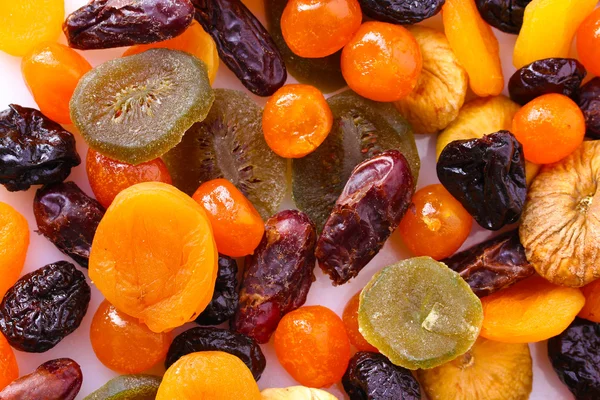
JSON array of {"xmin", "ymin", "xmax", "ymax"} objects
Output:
[{"xmin": 0, "ymin": 1, "xmax": 579, "ymax": 398}]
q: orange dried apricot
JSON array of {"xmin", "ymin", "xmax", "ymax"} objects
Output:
[
  {"xmin": 578, "ymin": 279, "xmax": 600, "ymax": 323},
  {"xmin": 577, "ymin": 8, "xmax": 600, "ymax": 78},
  {"xmin": 0, "ymin": 202, "xmax": 29, "ymax": 299},
  {"xmin": 0, "ymin": 333, "xmax": 18, "ymax": 391},
  {"xmin": 343, "ymin": 291, "xmax": 378, "ymax": 353}
]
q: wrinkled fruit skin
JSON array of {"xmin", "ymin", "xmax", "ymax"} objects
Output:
[
  {"xmin": 509, "ymin": 58, "xmax": 587, "ymax": 105},
  {"xmin": 0, "ymin": 261, "xmax": 91, "ymax": 353},
  {"xmin": 232, "ymin": 210, "xmax": 317, "ymax": 343},
  {"xmin": 548, "ymin": 318, "xmax": 600, "ymax": 400},
  {"xmin": 316, "ymin": 150, "xmax": 414, "ymax": 285},
  {"xmin": 437, "ymin": 131, "xmax": 526, "ymax": 231},
  {"xmin": 0, "ymin": 358, "xmax": 82, "ymax": 400},
  {"xmin": 64, "ymin": 0, "xmax": 195, "ymax": 50},
  {"xmin": 34, "ymin": 182, "xmax": 105, "ymax": 269},
  {"xmin": 342, "ymin": 352, "xmax": 421, "ymax": 400},
  {"xmin": 165, "ymin": 327, "xmax": 266, "ymax": 381},
  {"xmin": 578, "ymin": 77, "xmax": 600, "ymax": 139},
  {"xmin": 442, "ymin": 230, "xmax": 535, "ymax": 297},
  {"xmin": 475, "ymin": 0, "xmax": 531, "ymax": 34},
  {"xmin": 358, "ymin": 0, "xmax": 444, "ymax": 25},
  {"xmin": 0, "ymin": 104, "xmax": 80, "ymax": 192},
  {"xmin": 192, "ymin": 0, "xmax": 286, "ymax": 96},
  {"xmin": 195, "ymin": 255, "xmax": 239, "ymax": 326}
]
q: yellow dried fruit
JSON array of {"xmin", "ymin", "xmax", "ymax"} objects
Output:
[{"xmin": 261, "ymin": 386, "xmax": 339, "ymax": 400}]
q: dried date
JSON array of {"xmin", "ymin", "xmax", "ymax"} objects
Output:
[
  {"xmin": 232, "ymin": 210, "xmax": 316, "ymax": 343},
  {"xmin": 578, "ymin": 77, "xmax": 600, "ymax": 139},
  {"xmin": 358, "ymin": 0, "xmax": 444, "ymax": 25},
  {"xmin": 195, "ymin": 255, "xmax": 239, "ymax": 326},
  {"xmin": 316, "ymin": 150, "xmax": 414, "ymax": 285},
  {"xmin": 475, "ymin": 0, "xmax": 532, "ymax": 34}
]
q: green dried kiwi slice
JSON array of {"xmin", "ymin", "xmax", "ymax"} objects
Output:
[
  {"xmin": 358, "ymin": 257, "xmax": 483, "ymax": 370},
  {"xmin": 70, "ymin": 48, "xmax": 214, "ymax": 165},
  {"xmin": 292, "ymin": 90, "xmax": 420, "ymax": 230},
  {"xmin": 83, "ymin": 374, "xmax": 161, "ymax": 400},
  {"xmin": 162, "ymin": 89, "xmax": 286, "ymax": 220}
]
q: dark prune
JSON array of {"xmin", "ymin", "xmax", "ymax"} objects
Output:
[
  {"xmin": 578, "ymin": 77, "xmax": 600, "ymax": 139},
  {"xmin": 548, "ymin": 318, "xmax": 600, "ymax": 400},
  {"xmin": 34, "ymin": 182, "xmax": 105, "ymax": 269},
  {"xmin": 316, "ymin": 150, "xmax": 414, "ymax": 285},
  {"xmin": 342, "ymin": 352, "xmax": 421, "ymax": 400},
  {"xmin": 64, "ymin": 0, "xmax": 195, "ymax": 50},
  {"xmin": 195, "ymin": 255, "xmax": 239, "ymax": 326},
  {"xmin": 475, "ymin": 0, "xmax": 532, "ymax": 34},
  {"xmin": 165, "ymin": 327, "xmax": 266, "ymax": 381},
  {"xmin": 232, "ymin": 210, "xmax": 316, "ymax": 343},
  {"xmin": 0, "ymin": 261, "xmax": 91, "ymax": 353},
  {"xmin": 192, "ymin": 0, "xmax": 286, "ymax": 96},
  {"xmin": 0, "ymin": 104, "xmax": 80, "ymax": 192},
  {"xmin": 358, "ymin": 0, "xmax": 444, "ymax": 25},
  {"xmin": 509, "ymin": 58, "xmax": 587, "ymax": 105},
  {"xmin": 442, "ymin": 231, "xmax": 535, "ymax": 297},
  {"xmin": 437, "ymin": 131, "xmax": 526, "ymax": 231}
]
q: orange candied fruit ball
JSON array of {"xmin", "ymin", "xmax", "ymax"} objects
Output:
[
  {"xmin": 21, "ymin": 42, "xmax": 91, "ymax": 124},
  {"xmin": 343, "ymin": 291, "xmax": 378, "ymax": 353},
  {"xmin": 0, "ymin": 202, "xmax": 29, "ymax": 299},
  {"xmin": 512, "ymin": 93, "xmax": 585, "ymax": 164},
  {"xmin": 398, "ymin": 184, "xmax": 472, "ymax": 260},
  {"xmin": 262, "ymin": 84, "xmax": 333, "ymax": 158},
  {"xmin": 274, "ymin": 305, "xmax": 351, "ymax": 388},
  {"xmin": 577, "ymin": 8, "xmax": 600, "ymax": 78},
  {"xmin": 86, "ymin": 148, "xmax": 173, "ymax": 209},
  {"xmin": 90, "ymin": 300, "xmax": 171, "ymax": 374},
  {"xmin": 0, "ymin": 333, "xmax": 18, "ymax": 391},
  {"xmin": 341, "ymin": 22, "xmax": 422, "ymax": 102},
  {"xmin": 281, "ymin": 0, "xmax": 362, "ymax": 58},
  {"xmin": 578, "ymin": 279, "xmax": 600, "ymax": 323},
  {"xmin": 192, "ymin": 178, "xmax": 264, "ymax": 257}
]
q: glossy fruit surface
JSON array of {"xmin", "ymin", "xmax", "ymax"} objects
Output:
[
  {"xmin": 578, "ymin": 279, "xmax": 600, "ymax": 323},
  {"xmin": 0, "ymin": 202, "xmax": 29, "ymax": 299},
  {"xmin": 343, "ymin": 292, "xmax": 378, "ymax": 352},
  {"xmin": 577, "ymin": 8, "xmax": 600, "ymax": 78},
  {"xmin": 83, "ymin": 375, "xmax": 162, "ymax": 400},
  {"xmin": 0, "ymin": 333, "xmax": 18, "ymax": 391}
]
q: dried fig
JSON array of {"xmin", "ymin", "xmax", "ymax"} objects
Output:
[{"xmin": 394, "ymin": 26, "xmax": 467, "ymax": 134}]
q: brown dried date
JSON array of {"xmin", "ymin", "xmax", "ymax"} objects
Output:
[
  {"xmin": 64, "ymin": 0, "xmax": 195, "ymax": 50},
  {"xmin": 195, "ymin": 255, "xmax": 239, "ymax": 326},
  {"xmin": 34, "ymin": 182, "xmax": 105, "ymax": 269},
  {"xmin": 359, "ymin": 0, "xmax": 444, "ymax": 25},
  {"xmin": 232, "ymin": 210, "xmax": 317, "ymax": 343},
  {"xmin": 578, "ymin": 77, "xmax": 600, "ymax": 139},
  {"xmin": 475, "ymin": 0, "xmax": 532, "ymax": 34},
  {"xmin": 316, "ymin": 150, "xmax": 414, "ymax": 286}
]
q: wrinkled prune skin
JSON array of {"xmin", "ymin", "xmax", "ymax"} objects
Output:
[
  {"xmin": 0, "ymin": 105, "xmax": 80, "ymax": 192},
  {"xmin": 0, "ymin": 358, "xmax": 82, "ymax": 400},
  {"xmin": 316, "ymin": 150, "xmax": 414, "ymax": 285},
  {"xmin": 342, "ymin": 352, "xmax": 421, "ymax": 400},
  {"xmin": 0, "ymin": 261, "xmax": 91, "ymax": 353},
  {"xmin": 165, "ymin": 327, "xmax": 266, "ymax": 381},
  {"xmin": 192, "ymin": 0, "xmax": 286, "ymax": 96},
  {"xmin": 442, "ymin": 231, "xmax": 535, "ymax": 297},
  {"xmin": 578, "ymin": 77, "xmax": 600, "ymax": 139},
  {"xmin": 358, "ymin": 0, "xmax": 444, "ymax": 25},
  {"xmin": 475, "ymin": 0, "xmax": 531, "ymax": 34},
  {"xmin": 34, "ymin": 182, "xmax": 105, "ymax": 269},
  {"xmin": 232, "ymin": 210, "xmax": 316, "ymax": 343},
  {"xmin": 437, "ymin": 131, "xmax": 526, "ymax": 231},
  {"xmin": 196, "ymin": 255, "xmax": 239, "ymax": 326},
  {"xmin": 509, "ymin": 58, "xmax": 587, "ymax": 105},
  {"xmin": 548, "ymin": 318, "xmax": 600, "ymax": 400},
  {"xmin": 64, "ymin": 0, "xmax": 195, "ymax": 50}
]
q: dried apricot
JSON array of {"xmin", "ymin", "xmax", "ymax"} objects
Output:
[
  {"xmin": 0, "ymin": 202, "xmax": 29, "ymax": 299},
  {"xmin": 89, "ymin": 182, "xmax": 218, "ymax": 333},
  {"xmin": 578, "ymin": 8, "xmax": 600, "ymax": 78},
  {"xmin": 342, "ymin": 292, "xmax": 378, "ymax": 353},
  {"xmin": 579, "ymin": 279, "xmax": 600, "ymax": 323},
  {"xmin": 0, "ymin": 333, "xmax": 18, "ymax": 391}
]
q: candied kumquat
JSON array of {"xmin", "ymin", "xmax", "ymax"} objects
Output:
[
  {"xmin": 0, "ymin": 333, "xmax": 18, "ymax": 391},
  {"xmin": 0, "ymin": 202, "xmax": 29, "ymax": 299},
  {"xmin": 343, "ymin": 291, "xmax": 378, "ymax": 353},
  {"xmin": 578, "ymin": 279, "xmax": 600, "ymax": 323},
  {"xmin": 577, "ymin": 8, "xmax": 600, "ymax": 78}
]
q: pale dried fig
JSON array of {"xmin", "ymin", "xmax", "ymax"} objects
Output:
[
  {"xmin": 261, "ymin": 386, "xmax": 339, "ymax": 400},
  {"xmin": 520, "ymin": 141, "xmax": 600, "ymax": 287},
  {"xmin": 394, "ymin": 26, "xmax": 468, "ymax": 134}
]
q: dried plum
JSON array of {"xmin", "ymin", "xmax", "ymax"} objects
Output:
[
  {"xmin": 578, "ymin": 77, "xmax": 600, "ymax": 139},
  {"xmin": 195, "ymin": 255, "xmax": 239, "ymax": 326},
  {"xmin": 358, "ymin": 0, "xmax": 444, "ymax": 25},
  {"xmin": 475, "ymin": 0, "xmax": 532, "ymax": 34}
]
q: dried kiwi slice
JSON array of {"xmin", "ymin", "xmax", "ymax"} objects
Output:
[
  {"xmin": 292, "ymin": 90, "xmax": 419, "ymax": 230},
  {"xmin": 71, "ymin": 48, "xmax": 214, "ymax": 165},
  {"xmin": 162, "ymin": 89, "xmax": 286, "ymax": 219},
  {"xmin": 358, "ymin": 257, "xmax": 483, "ymax": 370},
  {"xmin": 83, "ymin": 374, "xmax": 161, "ymax": 400}
]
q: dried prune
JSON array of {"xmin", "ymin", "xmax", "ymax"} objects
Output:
[
  {"xmin": 195, "ymin": 255, "xmax": 239, "ymax": 326},
  {"xmin": 165, "ymin": 327, "xmax": 266, "ymax": 381},
  {"xmin": 578, "ymin": 77, "xmax": 600, "ymax": 139},
  {"xmin": 232, "ymin": 210, "xmax": 317, "ymax": 343},
  {"xmin": 509, "ymin": 58, "xmax": 586, "ymax": 105},
  {"xmin": 358, "ymin": 0, "xmax": 444, "ymax": 25},
  {"xmin": 0, "ymin": 358, "xmax": 82, "ymax": 400},
  {"xmin": 437, "ymin": 131, "xmax": 526, "ymax": 231},
  {"xmin": 342, "ymin": 352, "xmax": 421, "ymax": 400},
  {"xmin": 475, "ymin": 0, "xmax": 532, "ymax": 34},
  {"xmin": 64, "ymin": 0, "xmax": 195, "ymax": 50},
  {"xmin": 0, "ymin": 261, "xmax": 91, "ymax": 353},
  {"xmin": 0, "ymin": 104, "xmax": 80, "ymax": 192},
  {"xmin": 192, "ymin": 0, "xmax": 286, "ymax": 96},
  {"xmin": 316, "ymin": 150, "xmax": 414, "ymax": 285},
  {"xmin": 442, "ymin": 231, "xmax": 535, "ymax": 297},
  {"xmin": 34, "ymin": 182, "xmax": 105, "ymax": 268},
  {"xmin": 548, "ymin": 318, "xmax": 600, "ymax": 399}
]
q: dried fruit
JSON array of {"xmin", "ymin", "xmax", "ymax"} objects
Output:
[
  {"xmin": 579, "ymin": 279, "xmax": 600, "ymax": 323},
  {"xmin": 165, "ymin": 327, "xmax": 266, "ymax": 381},
  {"xmin": 71, "ymin": 48, "xmax": 214, "ymax": 165},
  {"xmin": 261, "ymin": 386, "xmax": 339, "ymax": 400},
  {"xmin": 358, "ymin": 0, "xmax": 444, "ymax": 24},
  {"xmin": 343, "ymin": 292, "xmax": 378, "ymax": 352},
  {"xmin": 475, "ymin": 0, "xmax": 531, "ymax": 34},
  {"xmin": 394, "ymin": 26, "xmax": 468, "ymax": 134},
  {"xmin": 342, "ymin": 352, "xmax": 421, "ymax": 400},
  {"xmin": 358, "ymin": 257, "xmax": 483, "ymax": 370},
  {"xmin": 0, "ymin": 261, "xmax": 90, "ymax": 353},
  {"xmin": 0, "ymin": 202, "xmax": 29, "ymax": 299},
  {"xmin": 83, "ymin": 375, "xmax": 162, "ymax": 400},
  {"xmin": 316, "ymin": 150, "xmax": 414, "ymax": 285},
  {"xmin": 577, "ymin": 8, "xmax": 600, "ymax": 78},
  {"xmin": 163, "ymin": 89, "xmax": 286, "ymax": 220},
  {"xmin": 0, "ymin": 104, "xmax": 80, "ymax": 192},
  {"xmin": 577, "ymin": 77, "xmax": 600, "ymax": 139},
  {"xmin": 64, "ymin": 0, "xmax": 195, "ymax": 50},
  {"xmin": 0, "ymin": 333, "xmax": 18, "ymax": 391},
  {"xmin": 233, "ymin": 210, "xmax": 316, "ymax": 343},
  {"xmin": 34, "ymin": 182, "xmax": 105, "ymax": 268},
  {"xmin": 196, "ymin": 255, "xmax": 239, "ymax": 326}
]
